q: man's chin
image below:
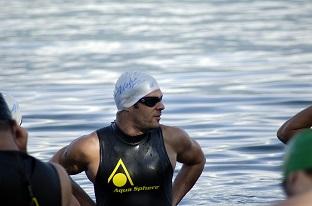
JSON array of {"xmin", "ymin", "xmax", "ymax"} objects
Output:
[{"xmin": 149, "ymin": 122, "xmax": 160, "ymax": 129}]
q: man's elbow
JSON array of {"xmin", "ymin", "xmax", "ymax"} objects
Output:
[
  {"xmin": 276, "ymin": 128, "xmax": 289, "ymax": 144},
  {"xmin": 276, "ymin": 127, "xmax": 302, "ymax": 144}
]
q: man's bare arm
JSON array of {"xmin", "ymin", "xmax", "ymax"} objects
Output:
[
  {"xmin": 50, "ymin": 134, "xmax": 99, "ymax": 206},
  {"xmin": 277, "ymin": 105, "xmax": 312, "ymax": 143},
  {"xmin": 170, "ymin": 128, "xmax": 206, "ymax": 206}
]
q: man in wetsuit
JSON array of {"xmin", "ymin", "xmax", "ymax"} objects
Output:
[
  {"xmin": 274, "ymin": 129, "xmax": 312, "ymax": 206},
  {"xmin": 51, "ymin": 71, "xmax": 206, "ymax": 206},
  {"xmin": 0, "ymin": 93, "xmax": 78, "ymax": 206}
]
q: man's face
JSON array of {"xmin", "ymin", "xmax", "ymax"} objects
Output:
[{"xmin": 131, "ymin": 89, "xmax": 165, "ymax": 130}]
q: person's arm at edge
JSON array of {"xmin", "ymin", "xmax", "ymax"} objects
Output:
[
  {"xmin": 51, "ymin": 162, "xmax": 80, "ymax": 206},
  {"xmin": 277, "ymin": 105, "xmax": 312, "ymax": 144},
  {"xmin": 171, "ymin": 129, "xmax": 206, "ymax": 206},
  {"xmin": 50, "ymin": 137, "xmax": 96, "ymax": 206}
]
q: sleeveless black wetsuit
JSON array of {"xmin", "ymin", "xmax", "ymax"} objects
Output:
[
  {"xmin": 0, "ymin": 151, "xmax": 61, "ymax": 206},
  {"xmin": 94, "ymin": 123, "xmax": 173, "ymax": 206}
]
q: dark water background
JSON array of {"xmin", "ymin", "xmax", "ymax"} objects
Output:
[{"xmin": 1, "ymin": 0, "xmax": 312, "ymax": 205}]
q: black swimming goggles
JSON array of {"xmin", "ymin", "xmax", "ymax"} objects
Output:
[{"xmin": 138, "ymin": 96, "xmax": 163, "ymax": 107}]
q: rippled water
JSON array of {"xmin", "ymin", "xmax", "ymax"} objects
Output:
[{"xmin": 1, "ymin": 0, "xmax": 312, "ymax": 205}]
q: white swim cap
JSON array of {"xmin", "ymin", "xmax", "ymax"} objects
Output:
[
  {"xmin": 1, "ymin": 93, "xmax": 22, "ymax": 125},
  {"xmin": 114, "ymin": 71, "xmax": 160, "ymax": 111}
]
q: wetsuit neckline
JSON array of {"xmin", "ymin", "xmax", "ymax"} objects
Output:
[{"xmin": 112, "ymin": 122, "xmax": 149, "ymax": 145}]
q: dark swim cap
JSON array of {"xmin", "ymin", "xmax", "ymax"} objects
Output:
[
  {"xmin": 283, "ymin": 129, "xmax": 312, "ymax": 179},
  {"xmin": 0, "ymin": 93, "xmax": 22, "ymax": 125}
]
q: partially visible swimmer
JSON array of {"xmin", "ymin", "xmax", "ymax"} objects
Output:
[
  {"xmin": 274, "ymin": 129, "xmax": 312, "ymax": 206},
  {"xmin": 0, "ymin": 92, "xmax": 79, "ymax": 206}
]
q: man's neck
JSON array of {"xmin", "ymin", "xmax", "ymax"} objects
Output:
[{"xmin": 114, "ymin": 120, "xmax": 146, "ymax": 137}]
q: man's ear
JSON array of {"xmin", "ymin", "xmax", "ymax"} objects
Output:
[
  {"xmin": 288, "ymin": 172, "xmax": 299, "ymax": 184},
  {"xmin": 11, "ymin": 121, "xmax": 28, "ymax": 152}
]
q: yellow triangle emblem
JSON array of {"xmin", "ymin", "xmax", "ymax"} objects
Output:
[{"xmin": 108, "ymin": 159, "xmax": 134, "ymax": 187}]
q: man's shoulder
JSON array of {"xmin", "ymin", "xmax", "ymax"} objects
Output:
[
  {"xmin": 70, "ymin": 131, "xmax": 99, "ymax": 151},
  {"xmin": 81, "ymin": 131, "xmax": 99, "ymax": 141},
  {"xmin": 160, "ymin": 124, "xmax": 188, "ymax": 137},
  {"xmin": 23, "ymin": 154, "xmax": 60, "ymax": 181},
  {"xmin": 160, "ymin": 125, "xmax": 191, "ymax": 151},
  {"xmin": 0, "ymin": 151, "xmax": 50, "ymax": 168},
  {"xmin": 160, "ymin": 124, "xmax": 180, "ymax": 131}
]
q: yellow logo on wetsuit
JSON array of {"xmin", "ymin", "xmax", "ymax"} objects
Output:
[
  {"xmin": 108, "ymin": 159, "xmax": 134, "ymax": 187},
  {"xmin": 108, "ymin": 158, "xmax": 160, "ymax": 194}
]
